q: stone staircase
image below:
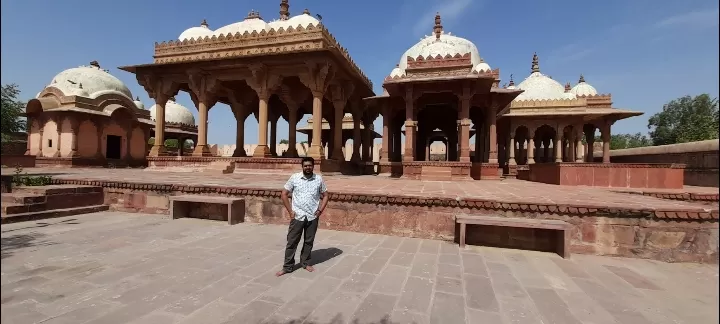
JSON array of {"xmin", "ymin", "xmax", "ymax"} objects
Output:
[
  {"xmin": 421, "ymin": 166, "xmax": 452, "ymax": 181},
  {"xmin": 202, "ymin": 161, "xmax": 236, "ymax": 174},
  {"xmin": 1, "ymin": 185, "xmax": 108, "ymax": 223}
]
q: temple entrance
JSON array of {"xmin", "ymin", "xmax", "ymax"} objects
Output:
[{"xmin": 106, "ymin": 135, "xmax": 122, "ymax": 159}]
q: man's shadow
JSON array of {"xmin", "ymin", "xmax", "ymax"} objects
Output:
[{"xmin": 293, "ymin": 247, "xmax": 343, "ymax": 270}]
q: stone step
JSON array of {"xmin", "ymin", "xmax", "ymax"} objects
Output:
[
  {"xmin": 1, "ymin": 205, "xmax": 109, "ymax": 224},
  {"xmin": 13, "ymin": 185, "xmax": 103, "ymax": 196},
  {"xmin": 1, "ymin": 192, "xmax": 45, "ymax": 204},
  {"xmin": 2, "ymin": 202, "xmax": 47, "ymax": 215},
  {"xmin": 203, "ymin": 161, "xmax": 236, "ymax": 174}
]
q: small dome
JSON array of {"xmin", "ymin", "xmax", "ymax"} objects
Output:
[
  {"xmin": 570, "ymin": 75, "xmax": 598, "ymax": 96},
  {"xmin": 269, "ymin": 10, "xmax": 321, "ymax": 30},
  {"xmin": 42, "ymin": 62, "xmax": 133, "ymax": 99},
  {"xmin": 214, "ymin": 11, "xmax": 270, "ymax": 36},
  {"xmin": 179, "ymin": 20, "xmax": 213, "ymax": 41},
  {"xmin": 514, "ymin": 53, "xmax": 575, "ymax": 101},
  {"xmin": 472, "ymin": 62, "xmax": 491, "ymax": 73},
  {"xmin": 149, "ymin": 98, "xmax": 196, "ymax": 125},
  {"xmin": 389, "ymin": 65, "xmax": 405, "ymax": 78},
  {"xmin": 133, "ymin": 97, "xmax": 145, "ymax": 110},
  {"xmin": 390, "ymin": 14, "xmax": 484, "ymax": 77}
]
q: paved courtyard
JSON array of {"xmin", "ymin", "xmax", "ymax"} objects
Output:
[
  {"xmin": 6, "ymin": 167, "xmax": 717, "ymax": 211},
  {"xmin": 1, "ymin": 212, "xmax": 718, "ymax": 324}
]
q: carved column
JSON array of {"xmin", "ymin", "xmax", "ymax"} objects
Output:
[
  {"xmin": 488, "ymin": 106, "xmax": 498, "ymax": 163},
  {"xmin": 140, "ymin": 75, "xmax": 178, "ymax": 157},
  {"xmin": 286, "ymin": 104, "xmax": 299, "ymax": 158},
  {"xmin": 53, "ymin": 115, "xmax": 62, "ymax": 157},
  {"xmin": 270, "ymin": 116, "xmax": 278, "ymax": 157},
  {"xmin": 394, "ymin": 124, "xmax": 402, "ymax": 161},
  {"xmin": 555, "ymin": 135, "xmax": 563, "ymax": 162},
  {"xmin": 575, "ymin": 127, "xmax": 584, "ymax": 163},
  {"xmin": 331, "ymin": 101, "xmax": 345, "ymax": 160},
  {"xmin": 600, "ymin": 122, "xmax": 612, "ymax": 163},
  {"xmin": 458, "ymin": 86, "xmax": 473, "ymax": 162},
  {"xmin": 381, "ymin": 105, "xmax": 391, "ymax": 163},
  {"xmin": 245, "ymin": 65, "xmax": 281, "ymax": 158},
  {"xmin": 351, "ymin": 106, "xmax": 362, "ymax": 162},
  {"xmin": 299, "ymin": 63, "xmax": 334, "ymax": 160},
  {"xmin": 69, "ymin": 118, "xmax": 79, "ymax": 157},
  {"xmin": 361, "ymin": 117, "xmax": 372, "ymax": 162},
  {"xmin": 527, "ymin": 136, "xmax": 535, "ymax": 164},
  {"xmin": 232, "ymin": 106, "xmax": 247, "ymax": 157},
  {"xmin": 585, "ymin": 127, "xmax": 595, "ymax": 162},
  {"xmin": 403, "ymin": 87, "xmax": 416, "ymax": 162},
  {"xmin": 188, "ymin": 72, "xmax": 219, "ymax": 157}
]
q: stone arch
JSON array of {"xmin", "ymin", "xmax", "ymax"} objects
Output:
[
  {"xmin": 103, "ymin": 121, "xmax": 127, "ymax": 159},
  {"xmin": 514, "ymin": 125, "xmax": 530, "ymax": 165},
  {"xmin": 42, "ymin": 118, "xmax": 58, "ymax": 157},
  {"xmin": 534, "ymin": 124, "xmax": 557, "ymax": 163},
  {"xmin": 77, "ymin": 120, "xmax": 98, "ymax": 158}
]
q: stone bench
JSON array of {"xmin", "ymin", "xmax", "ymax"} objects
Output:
[
  {"xmin": 454, "ymin": 214, "xmax": 572, "ymax": 258},
  {"xmin": 170, "ymin": 195, "xmax": 245, "ymax": 225}
]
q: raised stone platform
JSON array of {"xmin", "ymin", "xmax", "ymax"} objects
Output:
[
  {"xmin": 528, "ymin": 162, "xmax": 686, "ymax": 189},
  {"xmin": 4, "ymin": 167, "xmax": 718, "ymax": 263}
]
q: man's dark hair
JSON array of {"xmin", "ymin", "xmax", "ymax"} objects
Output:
[{"xmin": 301, "ymin": 157, "xmax": 315, "ymax": 165}]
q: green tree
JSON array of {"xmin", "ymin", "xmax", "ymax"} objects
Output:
[
  {"xmin": 1, "ymin": 84, "xmax": 26, "ymax": 143},
  {"xmin": 147, "ymin": 138, "xmax": 192, "ymax": 149},
  {"xmin": 648, "ymin": 94, "xmax": 719, "ymax": 145},
  {"xmin": 279, "ymin": 139, "xmax": 289, "ymax": 144},
  {"xmin": 593, "ymin": 133, "xmax": 651, "ymax": 150}
]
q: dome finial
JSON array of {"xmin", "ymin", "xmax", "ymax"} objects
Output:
[
  {"xmin": 136, "ymin": 96, "xmax": 140, "ymax": 101},
  {"xmin": 508, "ymin": 74, "xmax": 515, "ymax": 87},
  {"xmin": 433, "ymin": 12, "xmax": 443, "ymax": 40},
  {"xmin": 303, "ymin": 8, "xmax": 310, "ymax": 15},
  {"xmin": 579, "ymin": 74, "xmax": 585, "ymax": 83},
  {"xmin": 200, "ymin": 19, "xmax": 208, "ymax": 28},
  {"xmin": 169, "ymin": 95, "xmax": 176, "ymax": 102},
  {"xmin": 279, "ymin": 0, "xmax": 290, "ymax": 20},
  {"xmin": 564, "ymin": 82, "xmax": 571, "ymax": 92},
  {"xmin": 531, "ymin": 52, "xmax": 540, "ymax": 73},
  {"xmin": 246, "ymin": 9, "xmax": 262, "ymax": 20},
  {"xmin": 90, "ymin": 60, "xmax": 100, "ymax": 69}
]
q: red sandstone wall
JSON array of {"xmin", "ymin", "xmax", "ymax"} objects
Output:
[
  {"xmin": 594, "ymin": 140, "xmax": 719, "ymax": 187},
  {"xmin": 529, "ymin": 163, "xmax": 685, "ymax": 189},
  {"xmin": 1, "ymin": 155, "xmax": 36, "ymax": 168}
]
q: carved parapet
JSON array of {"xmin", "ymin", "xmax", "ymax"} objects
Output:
[
  {"xmin": 580, "ymin": 93, "xmax": 613, "ymax": 108},
  {"xmin": 510, "ymin": 97, "xmax": 587, "ymax": 109},
  {"xmin": 406, "ymin": 53, "xmax": 472, "ymax": 70}
]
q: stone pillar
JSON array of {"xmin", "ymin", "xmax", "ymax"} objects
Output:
[
  {"xmin": 68, "ymin": 118, "xmax": 79, "ymax": 157},
  {"xmin": 95, "ymin": 120, "xmax": 104, "ymax": 159},
  {"xmin": 527, "ymin": 135, "xmax": 535, "ymax": 164},
  {"xmin": 555, "ymin": 135, "xmax": 562, "ymax": 162},
  {"xmin": 254, "ymin": 93, "xmax": 272, "ymax": 157},
  {"xmin": 601, "ymin": 122, "xmax": 611, "ymax": 163},
  {"xmin": 52, "ymin": 116, "xmax": 62, "ymax": 157},
  {"xmin": 362, "ymin": 119, "xmax": 372, "ymax": 162},
  {"xmin": 193, "ymin": 99, "xmax": 211, "ymax": 156},
  {"xmin": 287, "ymin": 106, "xmax": 299, "ymax": 158},
  {"xmin": 351, "ymin": 110, "xmax": 362, "ymax": 162},
  {"xmin": 38, "ymin": 117, "xmax": 44, "ymax": 157},
  {"xmin": 331, "ymin": 100, "xmax": 344, "ymax": 160},
  {"xmin": 233, "ymin": 108, "xmax": 247, "ymax": 157},
  {"xmin": 403, "ymin": 88, "xmax": 416, "ymax": 162},
  {"xmin": 381, "ymin": 107, "xmax": 391, "ymax": 163},
  {"xmin": 458, "ymin": 93, "xmax": 471, "ymax": 162},
  {"xmin": 149, "ymin": 95, "xmax": 168, "ymax": 157},
  {"xmin": 488, "ymin": 106, "xmax": 498, "ymax": 163},
  {"xmin": 508, "ymin": 135, "xmax": 516, "ymax": 166},
  {"xmin": 270, "ymin": 117, "xmax": 278, "ymax": 157},
  {"xmin": 308, "ymin": 92, "xmax": 324, "ymax": 160},
  {"xmin": 575, "ymin": 128, "xmax": 584, "ymax": 163}
]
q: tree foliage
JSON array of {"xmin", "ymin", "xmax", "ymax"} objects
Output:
[
  {"xmin": 147, "ymin": 138, "xmax": 193, "ymax": 149},
  {"xmin": 1, "ymin": 84, "xmax": 26, "ymax": 142},
  {"xmin": 648, "ymin": 94, "xmax": 719, "ymax": 145},
  {"xmin": 279, "ymin": 139, "xmax": 289, "ymax": 144}
]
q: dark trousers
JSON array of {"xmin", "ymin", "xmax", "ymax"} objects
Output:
[{"xmin": 283, "ymin": 218, "xmax": 319, "ymax": 271}]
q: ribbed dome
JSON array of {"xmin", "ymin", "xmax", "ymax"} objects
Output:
[
  {"xmin": 570, "ymin": 75, "xmax": 598, "ymax": 96},
  {"xmin": 179, "ymin": 20, "xmax": 213, "ymax": 41},
  {"xmin": 214, "ymin": 11, "xmax": 270, "ymax": 36},
  {"xmin": 149, "ymin": 98, "xmax": 196, "ymax": 125},
  {"xmin": 269, "ymin": 11, "xmax": 320, "ymax": 30},
  {"xmin": 42, "ymin": 62, "xmax": 133, "ymax": 99},
  {"xmin": 514, "ymin": 53, "xmax": 576, "ymax": 101}
]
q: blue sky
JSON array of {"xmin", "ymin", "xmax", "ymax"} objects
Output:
[{"xmin": 2, "ymin": 0, "xmax": 718, "ymax": 145}]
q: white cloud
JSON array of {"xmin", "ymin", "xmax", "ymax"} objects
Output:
[
  {"xmin": 411, "ymin": 0, "xmax": 475, "ymax": 36},
  {"xmin": 654, "ymin": 8, "xmax": 719, "ymax": 29}
]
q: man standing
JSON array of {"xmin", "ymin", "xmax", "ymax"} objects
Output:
[{"xmin": 276, "ymin": 157, "xmax": 329, "ymax": 276}]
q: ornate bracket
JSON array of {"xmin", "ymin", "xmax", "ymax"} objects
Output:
[
  {"xmin": 329, "ymin": 79, "xmax": 354, "ymax": 110},
  {"xmin": 246, "ymin": 64, "xmax": 282, "ymax": 100},
  {"xmin": 299, "ymin": 62, "xmax": 334, "ymax": 97},
  {"xmin": 224, "ymin": 87, "xmax": 254, "ymax": 120},
  {"xmin": 137, "ymin": 74, "xmax": 180, "ymax": 104},
  {"xmin": 187, "ymin": 70, "xmax": 220, "ymax": 109}
]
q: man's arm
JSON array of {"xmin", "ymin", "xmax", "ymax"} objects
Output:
[
  {"xmin": 316, "ymin": 178, "xmax": 329, "ymax": 216},
  {"xmin": 281, "ymin": 189, "xmax": 294, "ymax": 218}
]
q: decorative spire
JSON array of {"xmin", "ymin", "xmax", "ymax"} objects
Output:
[
  {"xmin": 578, "ymin": 74, "xmax": 585, "ymax": 83},
  {"xmin": 200, "ymin": 19, "xmax": 208, "ymax": 28},
  {"xmin": 279, "ymin": 0, "xmax": 289, "ymax": 20},
  {"xmin": 246, "ymin": 9, "xmax": 261, "ymax": 20},
  {"xmin": 90, "ymin": 60, "xmax": 100, "ymax": 68},
  {"xmin": 136, "ymin": 96, "xmax": 140, "ymax": 101},
  {"xmin": 508, "ymin": 74, "xmax": 515, "ymax": 87},
  {"xmin": 303, "ymin": 8, "xmax": 310, "ymax": 15},
  {"xmin": 433, "ymin": 12, "xmax": 443, "ymax": 40},
  {"xmin": 531, "ymin": 52, "xmax": 539, "ymax": 73},
  {"xmin": 169, "ymin": 96, "xmax": 176, "ymax": 102},
  {"xmin": 564, "ymin": 82, "xmax": 571, "ymax": 91}
]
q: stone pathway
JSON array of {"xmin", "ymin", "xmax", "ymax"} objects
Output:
[
  {"xmin": 2, "ymin": 212, "xmax": 718, "ymax": 324},
  {"xmin": 6, "ymin": 168, "xmax": 717, "ymax": 211}
]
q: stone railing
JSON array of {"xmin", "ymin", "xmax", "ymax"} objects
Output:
[{"xmin": 594, "ymin": 140, "xmax": 719, "ymax": 187}]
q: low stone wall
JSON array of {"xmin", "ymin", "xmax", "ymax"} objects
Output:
[
  {"xmin": 52, "ymin": 178, "xmax": 719, "ymax": 263},
  {"xmin": 529, "ymin": 163, "xmax": 685, "ymax": 189},
  {"xmin": 1, "ymin": 155, "xmax": 36, "ymax": 168},
  {"xmin": 594, "ymin": 140, "xmax": 719, "ymax": 187}
]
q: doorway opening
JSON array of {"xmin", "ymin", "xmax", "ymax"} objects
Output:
[{"xmin": 106, "ymin": 135, "xmax": 122, "ymax": 159}]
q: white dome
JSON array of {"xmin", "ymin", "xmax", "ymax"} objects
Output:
[
  {"xmin": 133, "ymin": 98, "xmax": 145, "ymax": 110},
  {"xmin": 149, "ymin": 98, "xmax": 196, "ymax": 125},
  {"xmin": 269, "ymin": 11, "xmax": 320, "ymax": 30},
  {"xmin": 472, "ymin": 62, "xmax": 491, "ymax": 73},
  {"xmin": 515, "ymin": 72, "xmax": 576, "ymax": 101},
  {"xmin": 397, "ymin": 33, "xmax": 482, "ymax": 72},
  {"xmin": 42, "ymin": 63, "xmax": 133, "ymax": 99},
  {"xmin": 179, "ymin": 21, "xmax": 213, "ymax": 41},
  {"xmin": 389, "ymin": 66, "xmax": 405, "ymax": 78},
  {"xmin": 570, "ymin": 76, "xmax": 598, "ymax": 96},
  {"xmin": 214, "ymin": 12, "xmax": 269, "ymax": 36}
]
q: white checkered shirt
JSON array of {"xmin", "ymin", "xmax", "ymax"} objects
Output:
[{"xmin": 283, "ymin": 172, "xmax": 328, "ymax": 221}]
